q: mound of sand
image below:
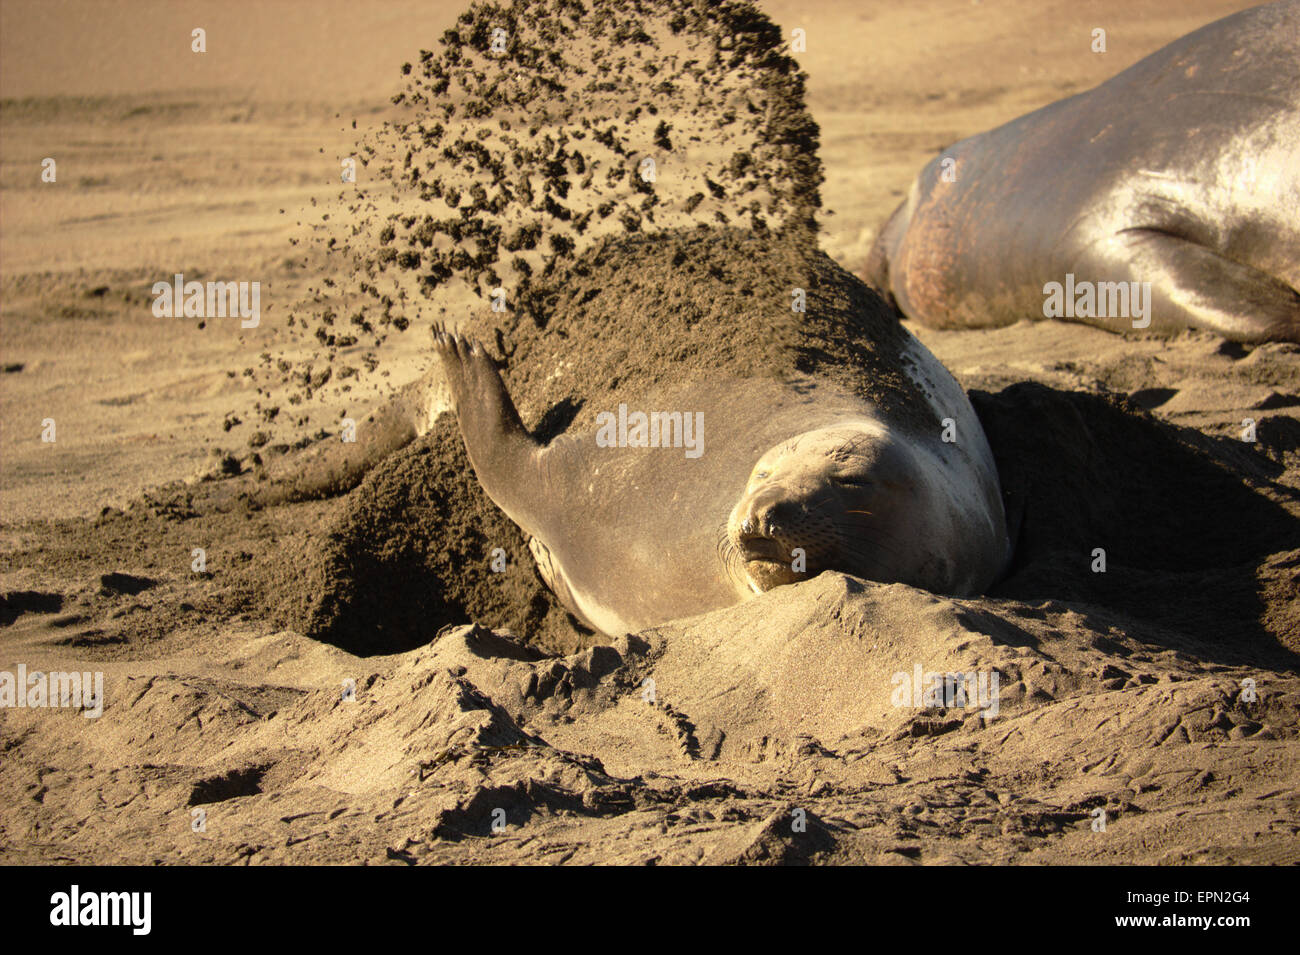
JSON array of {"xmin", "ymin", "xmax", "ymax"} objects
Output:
[
  {"xmin": 270, "ymin": 420, "xmax": 578, "ymax": 656},
  {"xmin": 4, "ymin": 574, "xmax": 1296, "ymax": 864}
]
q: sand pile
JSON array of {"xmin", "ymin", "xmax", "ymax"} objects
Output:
[
  {"xmin": 4, "ymin": 582, "xmax": 1296, "ymax": 864},
  {"xmin": 267, "ymin": 420, "xmax": 576, "ymax": 656},
  {"xmin": 632, "ymin": 572, "xmax": 1299, "ymax": 753}
]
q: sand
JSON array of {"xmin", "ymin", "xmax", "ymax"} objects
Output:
[{"xmin": 2, "ymin": 0, "xmax": 1298, "ymax": 865}]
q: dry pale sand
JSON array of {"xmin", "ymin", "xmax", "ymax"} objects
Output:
[{"xmin": 1, "ymin": 0, "xmax": 1298, "ymax": 865}]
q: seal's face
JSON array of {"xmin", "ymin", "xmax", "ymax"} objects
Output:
[{"xmin": 726, "ymin": 425, "xmax": 916, "ymax": 593}]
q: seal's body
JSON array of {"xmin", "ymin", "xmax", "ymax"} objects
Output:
[
  {"xmin": 434, "ymin": 329, "xmax": 1009, "ymax": 638},
  {"xmin": 864, "ymin": 0, "xmax": 1300, "ymax": 342}
]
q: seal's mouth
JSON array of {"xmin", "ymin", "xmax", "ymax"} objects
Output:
[
  {"xmin": 736, "ymin": 533, "xmax": 805, "ymax": 594},
  {"xmin": 737, "ymin": 534, "xmax": 784, "ymax": 564},
  {"xmin": 738, "ymin": 537, "xmax": 802, "ymax": 593}
]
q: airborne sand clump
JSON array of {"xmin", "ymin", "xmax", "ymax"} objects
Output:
[{"xmin": 248, "ymin": 0, "xmax": 824, "ymax": 447}]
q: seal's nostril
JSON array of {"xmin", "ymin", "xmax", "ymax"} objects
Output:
[
  {"xmin": 741, "ymin": 517, "xmax": 754, "ymax": 535},
  {"xmin": 752, "ymin": 502, "xmax": 782, "ymax": 537}
]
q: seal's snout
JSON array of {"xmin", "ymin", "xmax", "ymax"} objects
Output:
[
  {"xmin": 730, "ymin": 488, "xmax": 806, "ymax": 594},
  {"xmin": 737, "ymin": 491, "xmax": 790, "ymax": 542}
]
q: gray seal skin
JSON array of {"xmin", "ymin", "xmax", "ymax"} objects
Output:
[
  {"xmin": 863, "ymin": 0, "xmax": 1300, "ymax": 343},
  {"xmin": 433, "ymin": 327, "xmax": 1010, "ymax": 639}
]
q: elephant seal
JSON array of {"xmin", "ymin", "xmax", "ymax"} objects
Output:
[
  {"xmin": 864, "ymin": 0, "xmax": 1300, "ymax": 343},
  {"xmin": 433, "ymin": 322, "xmax": 1010, "ymax": 639}
]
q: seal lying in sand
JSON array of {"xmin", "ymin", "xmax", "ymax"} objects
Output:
[
  {"xmin": 432, "ymin": 318, "xmax": 1010, "ymax": 638},
  {"xmin": 863, "ymin": 0, "xmax": 1300, "ymax": 343},
  {"xmin": 227, "ymin": 228, "xmax": 1012, "ymax": 645}
]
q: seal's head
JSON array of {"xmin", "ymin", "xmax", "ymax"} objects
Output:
[{"xmin": 725, "ymin": 423, "xmax": 920, "ymax": 593}]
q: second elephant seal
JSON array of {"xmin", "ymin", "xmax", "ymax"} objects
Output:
[{"xmin": 864, "ymin": 0, "xmax": 1300, "ymax": 343}]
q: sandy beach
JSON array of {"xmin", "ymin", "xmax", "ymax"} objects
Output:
[{"xmin": 1, "ymin": 0, "xmax": 1297, "ymax": 865}]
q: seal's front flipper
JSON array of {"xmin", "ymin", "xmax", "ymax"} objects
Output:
[
  {"xmin": 433, "ymin": 328, "xmax": 554, "ymax": 538},
  {"xmin": 1084, "ymin": 230, "xmax": 1300, "ymax": 343}
]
